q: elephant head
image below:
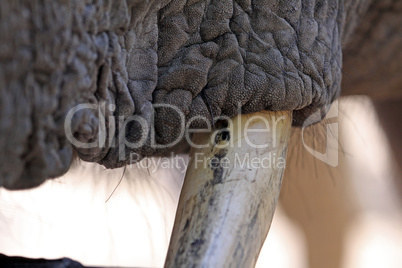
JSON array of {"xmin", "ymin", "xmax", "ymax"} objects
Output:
[
  {"xmin": 2, "ymin": 1, "xmax": 402, "ymax": 267},
  {"xmin": 2, "ymin": 0, "xmax": 400, "ymax": 189}
]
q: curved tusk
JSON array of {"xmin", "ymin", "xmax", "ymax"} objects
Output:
[{"xmin": 165, "ymin": 111, "xmax": 292, "ymax": 268}]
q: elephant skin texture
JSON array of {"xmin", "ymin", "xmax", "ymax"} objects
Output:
[{"xmin": 2, "ymin": 0, "xmax": 400, "ymax": 189}]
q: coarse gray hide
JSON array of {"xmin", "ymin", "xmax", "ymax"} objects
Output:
[{"xmin": 1, "ymin": 0, "xmax": 402, "ymax": 189}]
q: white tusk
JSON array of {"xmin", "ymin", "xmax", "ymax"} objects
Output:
[{"xmin": 165, "ymin": 111, "xmax": 292, "ymax": 268}]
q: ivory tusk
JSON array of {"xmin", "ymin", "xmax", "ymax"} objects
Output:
[{"xmin": 165, "ymin": 111, "xmax": 292, "ymax": 268}]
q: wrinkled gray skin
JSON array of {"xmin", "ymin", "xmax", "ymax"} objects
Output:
[{"xmin": 0, "ymin": 0, "xmax": 401, "ymax": 189}]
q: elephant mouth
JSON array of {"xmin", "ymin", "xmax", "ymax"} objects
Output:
[{"xmin": 0, "ymin": 0, "xmax": 342, "ymax": 189}]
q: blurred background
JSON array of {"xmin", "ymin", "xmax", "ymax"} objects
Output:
[{"xmin": 0, "ymin": 95, "xmax": 401, "ymax": 268}]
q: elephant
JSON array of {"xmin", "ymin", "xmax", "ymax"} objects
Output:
[
  {"xmin": 0, "ymin": 0, "xmax": 401, "ymax": 267},
  {"xmin": 2, "ymin": 0, "xmax": 396, "ymax": 189}
]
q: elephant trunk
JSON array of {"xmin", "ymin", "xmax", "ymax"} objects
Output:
[{"xmin": 0, "ymin": 0, "xmax": 373, "ymax": 189}]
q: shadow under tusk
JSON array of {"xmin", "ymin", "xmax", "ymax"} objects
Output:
[{"xmin": 165, "ymin": 111, "xmax": 292, "ymax": 268}]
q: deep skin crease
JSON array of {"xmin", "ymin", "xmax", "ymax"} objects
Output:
[{"xmin": 0, "ymin": 0, "xmax": 401, "ymax": 190}]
